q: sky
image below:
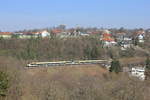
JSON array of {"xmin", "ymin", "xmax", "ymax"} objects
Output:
[{"xmin": 0, "ymin": 0, "xmax": 150, "ymax": 31}]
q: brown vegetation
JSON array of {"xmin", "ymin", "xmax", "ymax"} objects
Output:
[
  {"xmin": 0, "ymin": 36, "xmax": 149, "ymax": 100},
  {"xmin": 0, "ymin": 37, "xmax": 148, "ymax": 61},
  {"xmin": 22, "ymin": 65, "xmax": 150, "ymax": 100},
  {"xmin": 0, "ymin": 57, "xmax": 150, "ymax": 100}
]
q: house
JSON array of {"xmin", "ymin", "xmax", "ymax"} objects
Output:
[
  {"xmin": 57, "ymin": 32, "xmax": 70, "ymax": 38},
  {"xmin": 13, "ymin": 32, "xmax": 33, "ymax": 39},
  {"xmin": 123, "ymin": 65, "xmax": 145, "ymax": 81},
  {"xmin": 80, "ymin": 32, "xmax": 89, "ymax": 36},
  {"xmin": 102, "ymin": 37, "xmax": 117, "ymax": 46},
  {"xmin": 60, "ymin": 29, "xmax": 87, "ymax": 38},
  {"xmin": 131, "ymin": 67, "xmax": 145, "ymax": 80},
  {"xmin": 12, "ymin": 31, "xmax": 50, "ymax": 39},
  {"xmin": 70, "ymin": 29, "xmax": 83, "ymax": 37},
  {"xmin": 135, "ymin": 30, "xmax": 145, "ymax": 43},
  {"xmin": 0, "ymin": 32, "xmax": 12, "ymax": 39},
  {"xmin": 51, "ymin": 29, "xmax": 81, "ymax": 38},
  {"xmin": 120, "ymin": 37, "xmax": 133, "ymax": 50},
  {"xmin": 114, "ymin": 32, "xmax": 133, "ymax": 50},
  {"xmin": 13, "ymin": 32, "xmax": 24, "ymax": 35},
  {"xmin": 138, "ymin": 34, "xmax": 145, "ymax": 43},
  {"xmin": 115, "ymin": 32, "xmax": 126, "ymax": 43},
  {"xmin": 40, "ymin": 30, "xmax": 50, "ymax": 38},
  {"xmin": 101, "ymin": 30, "xmax": 117, "ymax": 46},
  {"xmin": 51, "ymin": 29, "xmax": 64, "ymax": 38},
  {"xmin": 51, "ymin": 29, "xmax": 62, "ymax": 34},
  {"xmin": 18, "ymin": 32, "xmax": 39, "ymax": 39}
]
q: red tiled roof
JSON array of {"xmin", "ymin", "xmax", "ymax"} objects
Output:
[
  {"xmin": 31, "ymin": 32, "xmax": 39, "ymax": 34},
  {"xmin": 103, "ymin": 33, "xmax": 112, "ymax": 37},
  {"xmin": 0, "ymin": 32, "xmax": 12, "ymax": 35},
  {"xmin": 102, "ymin": 37, "xmax": 115, "ymax": 42},
  {"xmin": 135, "ymin": 31, "xmax": 145, "ymax": 35}
]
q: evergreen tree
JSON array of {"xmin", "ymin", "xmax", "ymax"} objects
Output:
[
  {"xmin": 0, "ymin": 71, "xmax": 9, "ymax": 97},
  {"xmin": 109, "ymin": 59, "xmax": 122, "ymax": 74},
  {"xmin": 145, "ymin": 57, "xmax": 150, "ymax": 80}
]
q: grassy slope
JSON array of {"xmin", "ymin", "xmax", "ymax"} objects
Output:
[{"xmin": 22, "ymin": 65, "xmax": 108, "ymax": 100}]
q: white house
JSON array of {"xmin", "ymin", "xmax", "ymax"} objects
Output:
[
  {"xmin": 138, "ymin": 34, "xmax": 145, "ymax": 43},
  {"xmin": 121, "ymin": 41, "xmax": 133, "ymax": 50},
  {"xmin": 103, "ymin": 41, "xmax": 117, "ymax": 46},
  {"xmin": 40, "ymin": 30, "xmax": 50, "ymax": 38},
  {"xmin": 131, "ymin": 67, "xmax": 145, "ymax": 80},
  {"xmin": 0, "ymin": 32, "xmax": 12, "ymax": 39},
  {"xmin": 135, "ymin": 30, "xmax": 145, "ymax": 43},
  {"xmin": 57, "ymin": 32, "xmax": 70, "ymax": 38},
  {"xmin": 80, "ymin": 32, "xmax": 89, "ymax": 37}
]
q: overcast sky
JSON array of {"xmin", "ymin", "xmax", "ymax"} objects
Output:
[{"xmin": 0, "ymin": 0, "xmax": 150, "ymax": 31}]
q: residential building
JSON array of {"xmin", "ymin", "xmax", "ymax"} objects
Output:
[
  {"xmin": 135, "ymin": 30, "xmax": 145, "ymax": 43},
  {"xmin": 40, "ymin": 30, "xmax": 50, "ymax": 38},
  {"xmin": 131, "ymin": 67, "xmax": 145, "ymax": 80},
  {"xmin": 138, "ymin": 34, "xmax": 145, "ymax": 43},
  {"xmin": 0, "ymin": 32, "xmax": 12, "ymax": 39},
  {"xmin": 101, "ymin": 30, "xmax": 117, "ymax": 46}
]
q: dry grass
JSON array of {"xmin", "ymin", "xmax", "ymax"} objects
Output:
[
  {"xmin": 26, "ymin": 64, "xmax": 108, "ymax": 77},
  {"xmin": 120, "ymin": 57, "xmax": 146, "ymax": 66},
  {"xmin": 21, "ymin": 65, "xmax": 108, "ymax": 100}
]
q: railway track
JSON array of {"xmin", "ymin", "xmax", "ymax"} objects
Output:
[{"xmin": 27, "ymin": 60, "xmax": 111, "ymax": 68}]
